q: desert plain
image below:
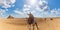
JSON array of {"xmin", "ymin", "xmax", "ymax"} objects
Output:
[{"xmin": 0, "ymin": 18, "xmax": 60, "ymax": 30}]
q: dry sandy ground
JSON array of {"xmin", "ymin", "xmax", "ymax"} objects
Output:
[{"xmin": 0, "ymin": 18, "xmax": 60, "ymax": 30}]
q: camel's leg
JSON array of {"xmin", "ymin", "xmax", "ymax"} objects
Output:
[
  {"xmin": 32, "ymin": 23, "xmax": 35, "ymax": 30},
  {"xmin": 29, "ymin": 24, "xmax": 31, "ymax": 30},
  {"xmin": 35, "ymin": 22, "xmax": 39, "ymax": 30}
]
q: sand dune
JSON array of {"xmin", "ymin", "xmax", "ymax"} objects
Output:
[{"xmin": 0, "ymin": 18, "xmax": 60, "ymax": 30}]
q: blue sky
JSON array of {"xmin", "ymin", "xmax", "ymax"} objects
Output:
[
  {"xmin": 0, "ymin": 0, "xmax": 60, "ymax": 18},
  {"xmin": 47, "ymin": 0, "xmax": 60, "ymax": 9}
]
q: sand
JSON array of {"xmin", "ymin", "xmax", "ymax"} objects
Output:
[{"xmin": 0, "ymin": 18, "xmax": 60, "ymax": 30}]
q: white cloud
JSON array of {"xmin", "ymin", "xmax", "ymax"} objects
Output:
[
  {"xmin": 14, "ymin": 10, "xmax": 24, "ymax": 15},
  {"xmin": 43, "ymin": 6, "xmax": 48, "ymax": 10},
  {"xmin": 13, "ymin": 9, "xmax": 29, "ymax": 18},
  {"xmin": 0, "ymin": 9, "xmax": 8, "ymax": 16},
  {"xmin": 35, "ymin": 0, "xmax": 49, "ymax": 12},
  {"xmin": 0, "ymin": 0, "xmax": 16, "ymax": 8},
  {"xmin": 9, "ymin": 0, "xmax": 16, "ymax": 4},
  {"xmin": 38, "ymin": 0, "xmax": 48, "ymax": 6},
  {"xmin": 31, "ymin": 10, "xmax": 36, "ymax": 14},
  {"xmin": 51, "ymin": 8, "xmax": 60, "ymax": 14},
  {"xmin": 23, "ymin": 4, "xmax": 31, "ymax": 14},
  {"xmin": 26, "ymin": 0, "xmax": 37, "ymax": 5},
  {"xmin": 42, "ymin": 8, "xmax": 60, "ymax": 17},
  {"xmin": 24, "ymin": 4, "xmax": 31, "ymax": 8}
]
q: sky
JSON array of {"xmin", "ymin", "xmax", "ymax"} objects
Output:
[{"xmin": 0, "ymin": 0, "xmax": 60, "ymax": 18}]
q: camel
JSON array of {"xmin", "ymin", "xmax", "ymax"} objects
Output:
[{"xmin": 27, "ymin": 13, "xmax": 39, "ymax": 30}]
